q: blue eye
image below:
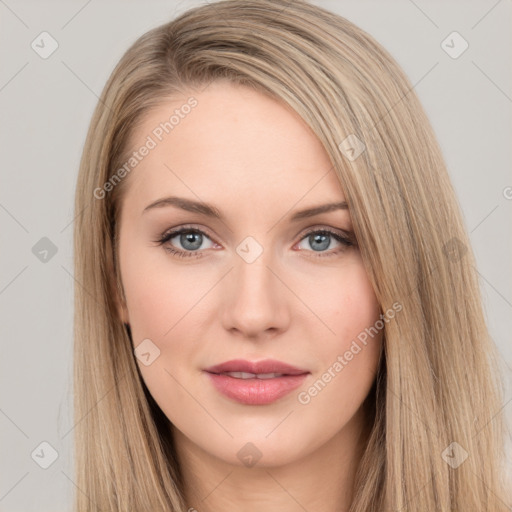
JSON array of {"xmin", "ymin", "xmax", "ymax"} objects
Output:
[
  {"xmin": 296, "ymin": 229, "xmax": 354, "ymax": 256},
  {"xmin": 156, "ymin": 227, "xmax": 214, "ymax": 258},
  {"xmin": 155, "ymin": 225, "xmax": 354, "ymax": 259}
]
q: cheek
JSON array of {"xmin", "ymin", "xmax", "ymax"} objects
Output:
[
  {"xmin": 338, "ymin": 268, "xmax": 380, "ymax": 346},
  {"xmin": 308, "ymin": 258, "xmax": 380, "ymax": 349},
  {"xmin": 309, "ymin": 259, "xmax": 382, "ymax": 395},
  {"xmin": 120, "ymin": 248, "xmax": 203, "ymax": 407},
  {"xmin": 120, "ymin": 241, "xmax": 205, "ymax": 343}
]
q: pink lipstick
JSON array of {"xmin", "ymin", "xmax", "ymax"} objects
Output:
[{"xmin": 203, "ymin": 359, "xmax": 309, "ymax": 405}]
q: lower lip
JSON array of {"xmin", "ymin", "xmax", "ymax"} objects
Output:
[{"xmin": 204, "ymin": 372, "xmax": 309, "ymax": 405}]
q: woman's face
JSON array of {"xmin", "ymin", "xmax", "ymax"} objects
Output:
[{"xmin": 116, "ymin": 80, "xmax": 383, "ymax": 468}]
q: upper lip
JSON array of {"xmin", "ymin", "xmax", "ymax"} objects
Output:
[{"xmin": 204, "ymin": 359, "xmax": 309, "ymax": 376}]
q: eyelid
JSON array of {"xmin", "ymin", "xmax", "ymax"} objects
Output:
[
  {"xmin": 156, "ymin": 223, "xmax": 220, "ymax": 246},
  {"xmin": 299, "ymin": 225, "xmax": 355, "ymax": 243},
  {"xmin": 155, "ymin": 223, "xmax": 354, "ymax": 246},
  {"xmin": 154, "ymin": 224, "xmax": 357, "ymax": 258}
]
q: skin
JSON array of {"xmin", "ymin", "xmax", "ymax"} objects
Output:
[{"xmin": 116, "ymin": 80, "xmax": 383, "ymax": 512}]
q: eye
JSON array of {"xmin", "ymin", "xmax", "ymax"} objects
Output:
[
  {"xmin": 294, "ymin": 228, "xmax": 354, "ymax": 258},
  {"xmin": 154, "ymin": 225, "xmax": 355, "ymax": 259},
  {"xmin": 155, "ymin": 226, "xmax": 216, "ymax": 259}
]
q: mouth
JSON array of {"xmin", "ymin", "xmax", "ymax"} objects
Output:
[
  {"xmin": 210, "ymin": 371, "xmax": 300, "ymax": 379},
  {"xmin": 204, "ymin": 358, "xmax": 309, "ymax": 376},
  {"xmin": 203, "ymin": 359, "xmax": 310, "ymax": 405}
]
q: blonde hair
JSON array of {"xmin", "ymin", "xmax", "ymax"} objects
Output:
[{"xmin": 73, "ymin": 0, "xmax": 510, "ymax": 510}]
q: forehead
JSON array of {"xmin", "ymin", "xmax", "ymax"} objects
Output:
[{"xmin": 121, "ymin": 81, "xmax": 345, "ymax": 212}]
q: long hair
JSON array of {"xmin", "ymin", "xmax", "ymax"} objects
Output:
[{"xmin": 73, "ymin": 0, "xmax": 510, "ymax": 510}]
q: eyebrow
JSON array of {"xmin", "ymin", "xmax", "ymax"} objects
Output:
[{"xmin": 142, "ymin": 196, "xmax": 348, "ymax": 221}]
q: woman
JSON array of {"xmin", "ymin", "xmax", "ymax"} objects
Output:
[{"xmin": 73, "ymin": 0, "xmax": 510, "ymax": 510}]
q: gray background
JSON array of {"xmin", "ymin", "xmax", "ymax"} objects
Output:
[{"xmin": 1, "ymin": 0, "xmax": 511, "ymax": 510}]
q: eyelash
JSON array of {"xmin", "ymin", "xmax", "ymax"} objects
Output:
[{"xmin": 154, "ymin": 224, "xmax": 355, "ymax": 260}]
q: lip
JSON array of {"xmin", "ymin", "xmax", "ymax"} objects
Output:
[
  {"xmin": 203, "ymin": 359, "xmax": 310, "ymax": 405},
  {"xmin": 204, "ymin": 358, "xmax": 309, "ymax": 376}
]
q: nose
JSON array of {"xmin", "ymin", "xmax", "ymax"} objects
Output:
[{"xmin": 220, "ymin": 247, "xmax": 291, "ymax": 340}]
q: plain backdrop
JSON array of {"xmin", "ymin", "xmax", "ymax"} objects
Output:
[{"xmin": 0, "ymin": 1, "xmax": 511, "ymax": 510}]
